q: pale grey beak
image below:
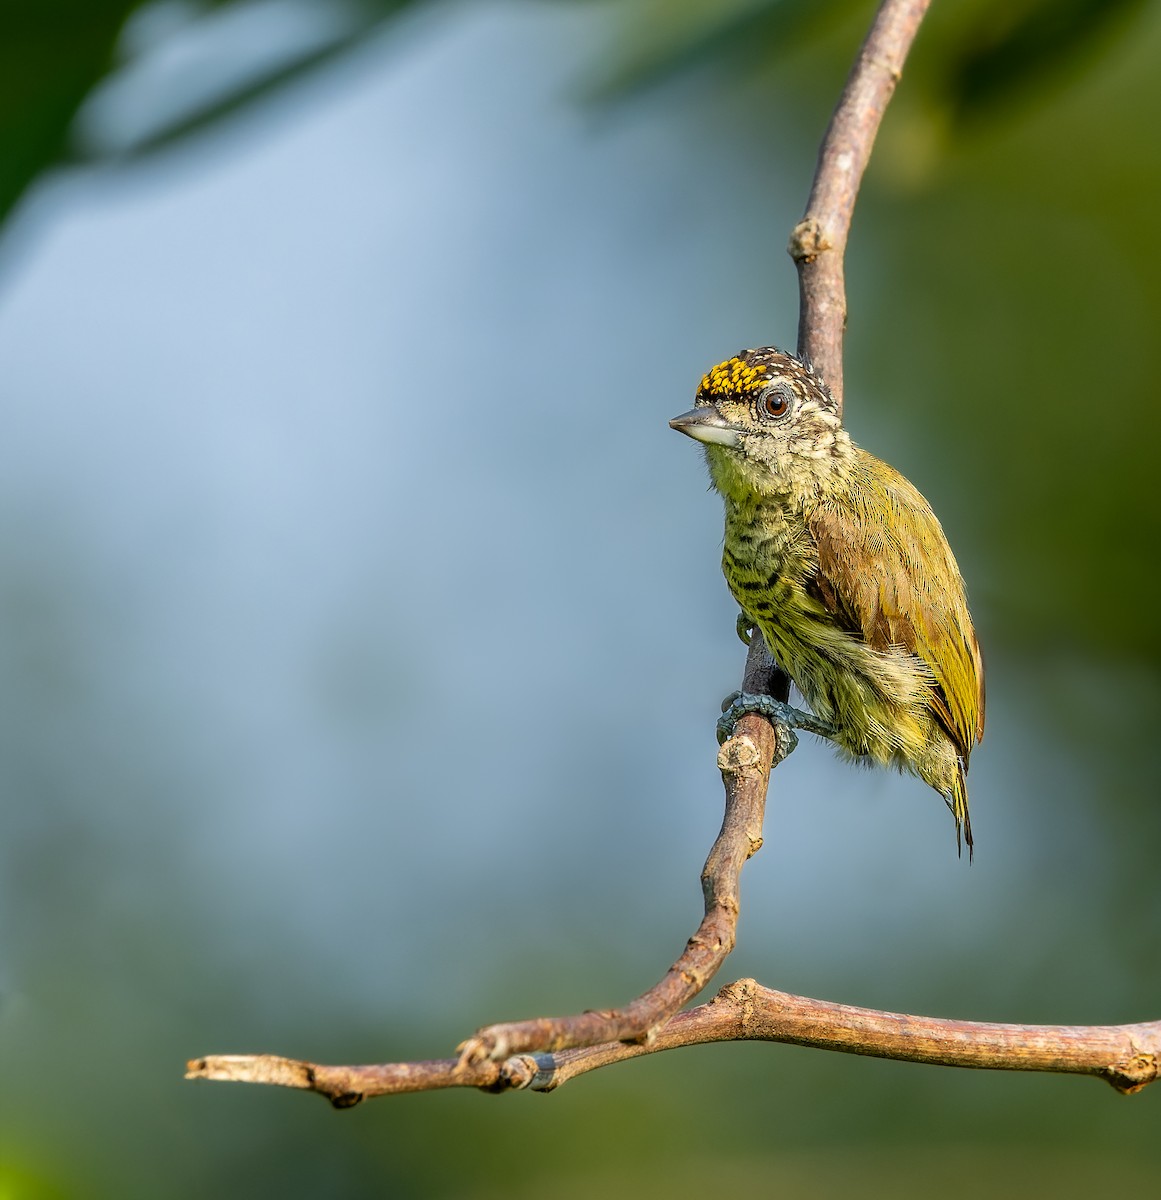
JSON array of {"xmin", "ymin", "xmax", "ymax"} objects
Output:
[{"xmin": 669, "ymin": 407, "xmax": 742, "ymax": 449}]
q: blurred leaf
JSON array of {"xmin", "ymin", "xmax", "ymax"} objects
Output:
[
  {"xmin": 0, "ymin": 0, "xmax": 144, "ymax": 223},
  {"xmin": 942, "ymin": 0, "xmax": 1151, "ymax": 124},
  {"xmin": 73, "ymin": 8, "xmax": 407, "ymax": 164},
  {"xmin": 586, "ymin": 0, "xmax": 854, "ymax": 102},
  {"xmin": 0, "ymin": 0, "xmax": 1155, "ymax": 234},
  {"xmin": 590, "ymin": 0, "xmax": 1150, "ymax": 129},
  {"xmin": 0, "ymin": 0, "xmax": 419, "ymax": 223}
]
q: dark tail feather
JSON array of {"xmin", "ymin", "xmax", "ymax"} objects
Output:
[{"xmin": 950, "ymin": 767, "xmax": 974, "ymax": 863}]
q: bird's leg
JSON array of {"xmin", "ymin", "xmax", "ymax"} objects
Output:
[
  {"xmin": 735, "ymin": 613, "xmax": 754, "ymax": 646},
  {"xmin": 717, "ymin": 690, "xmax": 838, "ymax": 760}
]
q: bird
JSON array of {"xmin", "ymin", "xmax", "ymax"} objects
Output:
[{"xmin": 670, "ymin": 347, "xmax": 984, "ymax": 855}]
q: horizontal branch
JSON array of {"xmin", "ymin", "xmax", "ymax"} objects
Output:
[{"xmin": 186, "ymin": 977, "xmax": 1160, "ymax": 1105}]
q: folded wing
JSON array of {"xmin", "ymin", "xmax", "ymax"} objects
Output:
[{"xmin": 807, "ymin": 458, "xmax": 985, "ymax": 760}]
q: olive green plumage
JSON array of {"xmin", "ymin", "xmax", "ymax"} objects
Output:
[{"xmin": 671, "ymin": 348, "xmax": 984, "ymax": 854}]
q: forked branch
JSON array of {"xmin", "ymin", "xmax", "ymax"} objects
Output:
[
  {"xmin": 187, "ymin": 0, "xmax": 1159, "ymax": 1105},
  {"xmin": 455, "ymin": 644, "xmax": 786, "ymax": 1064},
  {"xmin": 187, "ymin": 979, "xmax": 1160, "ymax": 1104}
]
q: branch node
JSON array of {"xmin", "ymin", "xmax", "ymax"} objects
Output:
[
  {"xmin": 458, "ymin": 1031, "xmax": 506, "ymax": 1067},
  {"xmin": 637, "ymin": 1023, "xmax": 662, "ymax": 1048},
  {"xmin": 788, "ymin": 217, "xmax": 832, "ymax": 263},
  {"xmin": 480, "ymin": 1055, "xmax": 538, "ymax": 1093},
  {"xmin": 717, "ymin": 734, "xmax": 761, "ymax": 774},
  {"xmin": 1104, "ymin": 1052, "xmax": 1158, "ymax": 1095},
  {"xmin": 864, "ymin": 53, "xmax": 903, "ymax": 85},
  {"xmin": 715, "ymin": 977, "xmax": 759, "ymax": 1005},
  {"xmin": 714, "ymin": 977, "xmax": 760, "ymax": 1034}
]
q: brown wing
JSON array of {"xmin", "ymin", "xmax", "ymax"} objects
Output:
[{"xmin": 807, "ymin": 455, "xmax": 985, "ymax": 758}]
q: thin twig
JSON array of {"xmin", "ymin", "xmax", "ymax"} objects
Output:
[
  {"xmin": 791, "ymin": 0, "xmax": 931, "ymax": 406},
  {"xmin": 186, "ymin": 979, "xmax": 1161, "ymax": 1105}
]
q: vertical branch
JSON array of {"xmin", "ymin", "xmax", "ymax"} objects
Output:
[
  {"xmin": 791, "ymin": 0, "xmax": 932, "ymax": 410},
  {"xmin": 752, "ymin": 0, "xmax": 933, "ymax": 794},
  {"xmin": 456, "ymin": 0, "xmax": 935, "ymax": 1064}
]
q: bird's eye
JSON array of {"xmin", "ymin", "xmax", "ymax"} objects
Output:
[{"xmin": 761, "ymin": 385, "xmax": 793, "ymax": 419}]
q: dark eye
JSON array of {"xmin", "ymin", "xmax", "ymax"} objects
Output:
[{"xmin": 761, "ymin": 385, "xmax": 793, "ymax": 419}]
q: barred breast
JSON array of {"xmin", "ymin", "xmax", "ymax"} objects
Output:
[{"xmin": 721, "ymin": 495, "xmax": 936, "ymax": 772}]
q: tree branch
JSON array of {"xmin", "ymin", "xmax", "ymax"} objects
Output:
[
  {"xmin": 186, "ymin": 0, "xmax": 1159, "ymax": 1105},
  {"xmin": 791, "ymin": 0, "xmax": 931, "ymax": 407},
  {"xmin": 455, "ymin": 643, "xmax": 786, "ymax": 1064},
  {"xmin": 451, "ymin": 0, "xmax": 936, "ymax": 1066},
  {"xmin": 186, "ymin": 979, "xmax": 1161, "ymax": 1104}
]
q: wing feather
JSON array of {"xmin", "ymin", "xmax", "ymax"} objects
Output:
[{"xmin": 807, "ymin": 457, "xmax": 985, "ymax": 759}]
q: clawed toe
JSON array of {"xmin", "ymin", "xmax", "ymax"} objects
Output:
[{"xmin": 716, "ymin": 691, "xmax": 838, "ymax": 763}]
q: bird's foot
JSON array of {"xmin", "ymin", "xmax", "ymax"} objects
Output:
[
  {"xmin": 717, "ymin": 691, "xmax": 838, "ymax": 763},
  {"xmin": 735, "ymin": 613, "xmax": 754, "ymax": 646}
]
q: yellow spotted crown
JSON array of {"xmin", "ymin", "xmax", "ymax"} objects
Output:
[
  {"xmin": 698, "ymin": 356, "xmax": 774, "ymax": 401},
  {"xmin": 697, "ymin": 347, "xmax": 835, "ymax": 412}
]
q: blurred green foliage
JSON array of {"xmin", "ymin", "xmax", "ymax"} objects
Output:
[
  {"xmin": 592, "ymin": 0, "xmax": 1150, "ymax": 120},
  {"xmin": 0, "ymin": 0, "xmax": 420, "ymax": 223},
  {"xmin": 0, "ymin": 0, "xmax": 134, "ymax": 224},
  {"xmin": 0, "ymin": 0, "xmax": 1150, "ymax": 222}
]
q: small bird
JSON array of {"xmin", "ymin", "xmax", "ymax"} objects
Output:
[{"xmin": 671, "ymin": 347, "xmax": 984, "ymax": 854}]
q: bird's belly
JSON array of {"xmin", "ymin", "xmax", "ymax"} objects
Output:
[
  {"xmin": 772, "ymin": 614, "xmax": 932, "ymax": 767},
  {"xmin": 723, "ymin": 543, "xmax": 931, "ymax": 767}
]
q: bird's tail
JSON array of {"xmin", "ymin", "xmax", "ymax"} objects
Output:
[{"xmin": 950, "ymin": 764, "xmax": 974, "ymax": 862}]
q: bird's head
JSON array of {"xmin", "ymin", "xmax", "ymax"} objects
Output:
[{"xmin": 670, "ymin": 347, "xmax": 851, "ymax": 501}]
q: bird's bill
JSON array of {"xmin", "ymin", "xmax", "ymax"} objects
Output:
[{"xmin": 668, "ymin": 407, "xmax": 742, "ymax": 448}]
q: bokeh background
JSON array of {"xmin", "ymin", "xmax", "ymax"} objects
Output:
[{"xmin": 1, "ymin": 1, "xmax": 1158, "ymax": 1196}]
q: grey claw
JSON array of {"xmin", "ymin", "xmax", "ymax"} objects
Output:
[
  {"xmin": 717, "ymin": 693, "xmax": 800, "ymax": 761},
  {"xmin": 715, "ymin": 691, "xmax": 837, "ymax": 762}
]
